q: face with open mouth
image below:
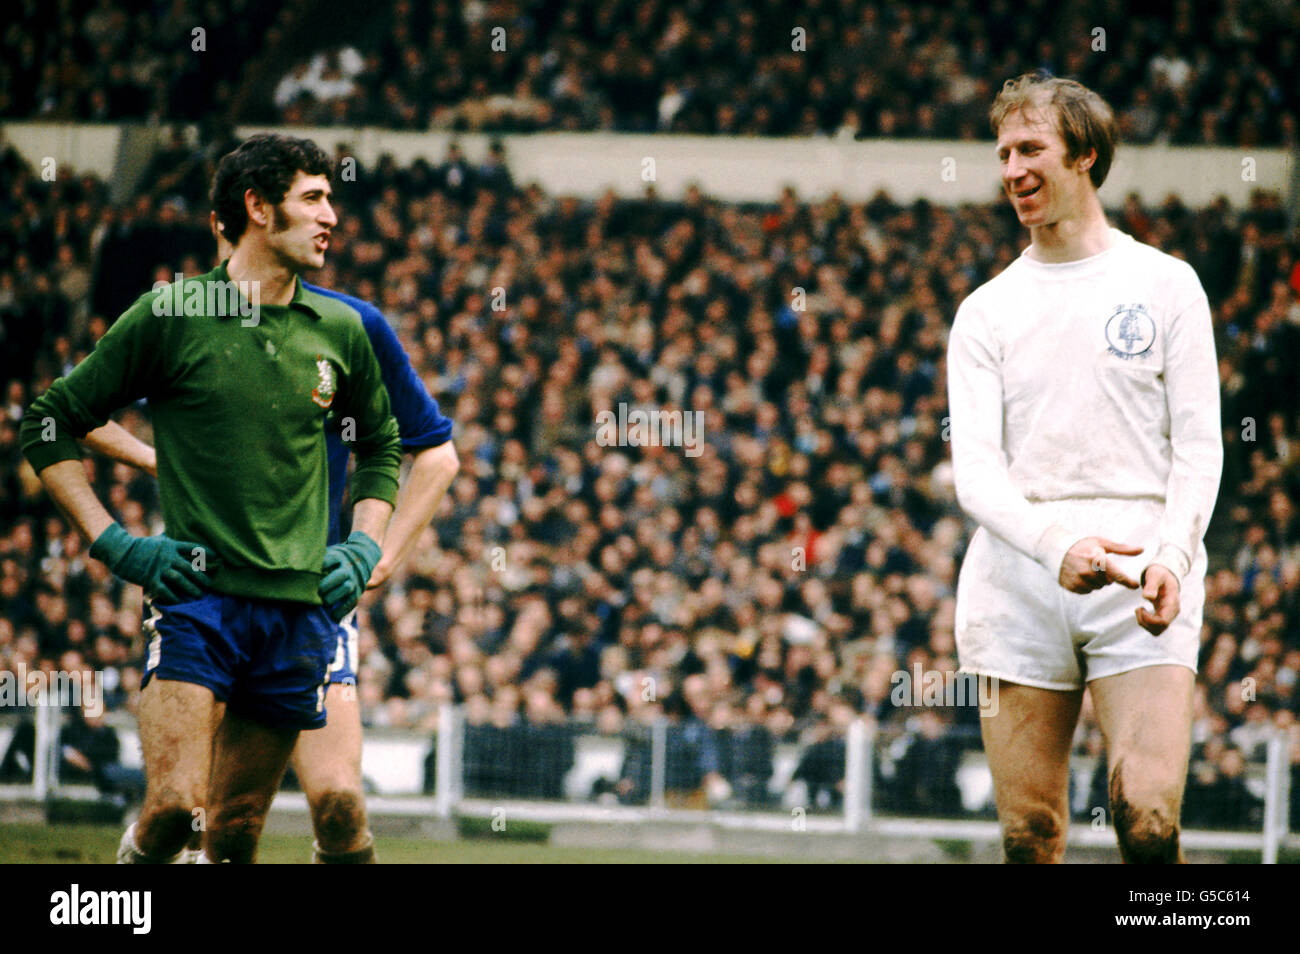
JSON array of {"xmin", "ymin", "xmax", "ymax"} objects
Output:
[
  {"xmin": 996, "ymin": 105, "xmax": 1084, "ymax": 228},
  {"xmin": 267, "ymin": 171, "xmax": 337, "ymax": 271}
]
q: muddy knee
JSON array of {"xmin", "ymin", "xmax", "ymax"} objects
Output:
[
  {"xmin": 1114, "ymin": 809, "xmax": 1180, "ymax": 863},
  {"xmin": 139, "ymin": 790, "xmax": 200, "ymax": 855},
  {"xmin": 312, "ymin": 788, "xmax": 367, "ymax": 852},
  {"xmin": 208, "ymin": 794, "xmax": 272, "ymax": 863},
  {"xmin": 1110, "ymin": 769, "xmax": 1181, "ymax": 864},
  {"xmin": 1002, "ymin": 807, "xmax": 1066, "ymax": 863}
]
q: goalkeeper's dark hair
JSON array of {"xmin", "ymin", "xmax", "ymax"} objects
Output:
[
  {"xmin": 210, "ymin": 133, "xmax": 332, "ymax": 244},
  {"xmin": 990, "ymin": 71, "xmax": 1118, "ymax": 189}
]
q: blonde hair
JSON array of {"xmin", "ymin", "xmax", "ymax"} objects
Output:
[{"xmin": 990, "ymin": 72, "xmax": 1118, "ymax": 189}]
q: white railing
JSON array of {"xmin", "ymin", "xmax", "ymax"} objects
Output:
[
  {"xmin": 5, "ymin": 706, "xmax": 1293, "ymax": 861},
  {"xmin": 434, "ymin": 708, "xmax": 1295, "ymax": 860}
]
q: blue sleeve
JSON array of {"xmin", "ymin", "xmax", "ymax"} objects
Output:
[
  {"xmin": 303, "ymin": 282, "xmax": 454, "ymax": 451},
  {"xmin": 307, "ymin": 283, "xmax": 455, "ymax": 545},
  {"xmin": 359, "ymin": 305, "xmax": 454, "ymax": 451}
]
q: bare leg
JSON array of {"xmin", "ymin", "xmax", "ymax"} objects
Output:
[
  {"xmin": 1089, "ymin": 664, "xmax": 1194, "ymax": 864},
  {"xmin": 127, "ymin": 678, "xmax": 222, "ymax": 861},
  {"xmin": 204, "ymin": 710, "xmax": 299, "ymax": 863},
  {"xmin": 291, "ymin": 683, "xmax": 375, "ymax": 862},
  {"xmin": 979, "ymin": 680, "xmax": 1083, "ymax": 863}
]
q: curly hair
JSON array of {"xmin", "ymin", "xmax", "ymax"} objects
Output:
[
  {"xmin": 209, "ymin": 133, "xmax": 332, "ymax": 244},
  {"xmin": 990, "ymin": 71, "xmax": 1118, "ymax": 190}
]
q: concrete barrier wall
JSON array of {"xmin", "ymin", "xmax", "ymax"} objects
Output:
[{"xmin": 2, "ymin": 121, "xmax": 1291, "ymax": 209}]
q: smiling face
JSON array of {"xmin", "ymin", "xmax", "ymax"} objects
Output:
[
  {"xmin": 262, "ymin": 171, "xmax": 337, "ymax": 271},
  {"xmin": 996, "ymin": 103, "xmax": 1096, "ymax": 230}
]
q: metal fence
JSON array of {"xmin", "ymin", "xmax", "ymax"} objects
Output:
[
  {"xmin": 428, "ymin": 708, "xmax": 1296, "ymax": 860},
  {"xmin": 4, "ymin": 705, "xmax": 1295, "ymax": 861}
]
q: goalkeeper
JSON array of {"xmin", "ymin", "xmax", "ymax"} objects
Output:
[
  {"xmin": 217, "ymin": 212, "xmax": 458, "ymax": 863},
  {"xmin": 20, "ymin": 134, "xmax": 401, "ymax": 863}
]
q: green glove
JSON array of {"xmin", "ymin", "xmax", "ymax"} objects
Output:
[
  {"xmin": 89, "ymin": 522, "xmax": 218, "ymax": 604},
  {"xmin": 318, "ymin": 531, "xmax": 382, "ymax": 622}
]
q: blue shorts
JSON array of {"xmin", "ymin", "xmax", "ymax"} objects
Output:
[
  {"xmin": 141, "ymin": 592, "xmax": 336, "ymax": 730},
  {"xmin": 327, "ymin": 611, "xmax": 359, "ymax": 686}
]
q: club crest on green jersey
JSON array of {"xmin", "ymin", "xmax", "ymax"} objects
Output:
[{"xmin": 312, "ymin": 355, "xmax": 336, "ymax": 408}]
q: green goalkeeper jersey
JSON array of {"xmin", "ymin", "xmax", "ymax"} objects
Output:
[{"xmin": 21, "ymin": 263, "xmax": 401, "ymax": 604}]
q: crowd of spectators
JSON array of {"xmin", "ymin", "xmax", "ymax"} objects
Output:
[
  {"xmin": 1, "ymin": 0, "xmax": 290, "ymax": 122},
  {"xmin": 4, "ymin": 0, "xmax": 1299, "ymax": 149},
  {"xmin": 1, "ymin": 130, "xmax": 1299, "ymax": 819},
  {"xmin": 272, "ymin": 0, "xmax": 1299, "ymax": 147}
]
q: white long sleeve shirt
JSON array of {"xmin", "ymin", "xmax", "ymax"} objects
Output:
[{"xmin": 946, "ymin": 228, "xmax": 1223, "ymax": 580}]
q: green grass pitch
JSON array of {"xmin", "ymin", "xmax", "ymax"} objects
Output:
[{"xmin": 0, "ymin": 823, "xmax": 825, "ymax": 864}]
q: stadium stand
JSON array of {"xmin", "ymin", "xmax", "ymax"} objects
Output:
[
  {"xmin": 2, "ymin": 0, "xmax": 1297, "ymax": 147},
  {"xmin": 1, "ymin": 119, "xmax": 1298, "ymax": 816}
]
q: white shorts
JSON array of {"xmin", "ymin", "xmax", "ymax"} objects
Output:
[
  {"xmin": 955, "ymin": 498, "xmax": 1205, "ymax": 691},
  {"xmin": 326, "ymin": 611, "xmax": 360, "ymax": 686}
]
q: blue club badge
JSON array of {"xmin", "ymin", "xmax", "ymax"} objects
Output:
[{"xmin": 1105, "ymin": 304, "xmax": 1156, "ymax": 359}]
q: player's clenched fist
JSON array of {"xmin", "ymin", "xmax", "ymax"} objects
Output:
[
  {"xmin": 89, "ymin": 522, "xmax": 218, "ymax": 604},
  {"xmin": 318, "ymin": 530, "xmax": 383, "ymax": 621},
  {"xmin": 1057, "ymin": 536, "xmax": 1143, "ymax": 594}
]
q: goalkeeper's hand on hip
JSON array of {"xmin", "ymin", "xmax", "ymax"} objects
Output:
[
  {"xmin": 318, "ymin": 531, "xmax": 382, "ymax": 622},
  {"xmin": 90, "ymin": 522, "xmax": 220, "ymax": 604}
]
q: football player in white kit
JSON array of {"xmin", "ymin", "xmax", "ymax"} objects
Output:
[{"xmin": 946, "ymin": 73, "xmax": 1223, "ymax": 862}]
